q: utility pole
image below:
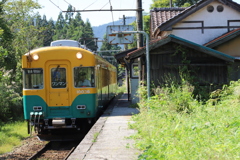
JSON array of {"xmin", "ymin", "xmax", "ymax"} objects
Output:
[
  {"xmin": 137, "ymin": 0, "xmax": 143, "ymax": 47},
  {"xmin": 120, "ymin": 15, "xmax": 131, "ymax": 25}
]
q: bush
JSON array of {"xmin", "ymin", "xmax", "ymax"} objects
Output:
[
  {"xmin": 0, "ymin": 69, "xmax": 22, "ymax": 123},
  {"xmin": 130, "ymin": 80, "xmax": 240, "ymax": 159}
]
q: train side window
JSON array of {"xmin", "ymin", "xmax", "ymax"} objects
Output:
[
  {"xmin": 23, "ymin": 69, "xmax": 43, "ymax": 89},
  {"xmin": 51, "ymin": 68, "xmax": 66, "ymax": 88},
  {"xmin": 74, "ymin": 67, "xmax": 95, "ymax": 88}
]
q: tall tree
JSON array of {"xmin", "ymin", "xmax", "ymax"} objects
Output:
[
  {"xmin": 150, "ymin": 0, "xmax": 175, "ymax": 8},
  {"xmin": 65, "ymin": 5, "xmax": 74, "ymax": 24},
  {"xmin": 44, "ymin": 18, "xmax": 55, "ymax": 46},
  {"xmin": 71, "ymin": 12, "xmax": 84, "ymax": 41},
  {"xmin": 175, "ymin": 0, "xmax": 198, "ymax": 7},
  {"xmin": 82, "ymin": 20, "xmax": 97, "ymax": 51},
  {"xmin": 0, "ymin": 0, "xmax": 13, "ymax": 70},
  {"xmin": 150, "ymin": 0, "xmax": 195, "ymax": 8},
  {"xmin": 0, "ymin": 0, "xmax": 42, "ymax": 120},
  {"xmin": 3, "ymin": 0, "xmax": 42, "ymax": 89},
  {"xmin": 53, "ymin": 12, "xmax": 66, "ymax": 40}
]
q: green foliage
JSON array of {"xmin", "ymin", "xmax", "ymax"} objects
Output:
[
  {"xmin": 175, "ymin": 0, "xmax": 198, "ymax": 7},
  {"xmin": 53, "ymin": 5, "xmax": 97, "ymax": 51},
  {"xmin": 130, "ymin": 80, "xmax": 240, "ymax": 159},
  {"xmin": 117, "ymin": 64, "xmax": 125, "ymax": 78},
  {"xmin": 0, "ymin": 1, "xmax": 13, "ymax": 70},
  {"xmin": 150, "ymin": 0, "xmax": 175, "ymax": 8},
  {"xmin": 127, "ymin": 21, "xmax": 137, "ymax": 49},
  {"xmin": 150, "ymin": 0, "xmax": 195, "ymax": 8},
  {"xmin": 143, "ymin": 15, "xmax": 150, "ymax": 36},
  {"xmin": 0, "ymin": 121, "xmax": 28, "ymax": 154},
  {"xmin": 126, "ymin": 14, "xmax": 150, "ymax": 49},
  {"xmin": 0, "ymin": 69, "xmax": 22, "ymax": 122}
]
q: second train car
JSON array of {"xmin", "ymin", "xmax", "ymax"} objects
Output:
[{"xmin": 22, "ymin": 40, "xmax": 117, "ymax": 139}]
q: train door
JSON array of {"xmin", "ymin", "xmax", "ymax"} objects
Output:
[{"xmin": 46, "ymin": 61, "xmax": 71, "ymax": 107}]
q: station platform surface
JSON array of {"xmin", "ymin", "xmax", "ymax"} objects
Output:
[{"xmin": 68, "ymin": 93, "xmax": 141, "ymax": 160}]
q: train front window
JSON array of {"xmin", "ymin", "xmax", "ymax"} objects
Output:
[
  {"xmin": 23, "ymin": 69, "xmax": 43, "ymax": 89},
  {"xmin": 74, "ymin": 67, "xmax": 95, "ymax": 87},
  {"xmin": 51, "ymin": 68, "xmax": 66, "ymax": 88}
]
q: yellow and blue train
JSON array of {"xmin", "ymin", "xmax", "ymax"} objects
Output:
[{"xmin": 22, "ymin": 40, "xmax": 117, "ymax": 138}]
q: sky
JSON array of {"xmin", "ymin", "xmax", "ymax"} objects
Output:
[
  {"xmin": 35, "ymin": 0, "xmax": 240, "ymax": 26},
  {"xmin": 35, "ymin": 0, "xmax": 153, "ymax": 27}
]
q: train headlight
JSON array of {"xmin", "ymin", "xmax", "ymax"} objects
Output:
[
  {"xmin": 32, "ymin": 54, "xmax": 39, "ymax": 60},
  {"xmin": 76, "ymin": 52, "xmax": 83, "ymax": 59}
]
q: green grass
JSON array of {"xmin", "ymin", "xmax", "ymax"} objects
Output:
[
  {"xmin": 130, "ymin": 81, "xmax": 240, "ymax": 160},
  {"xmin": 93, "ymin": 132, "xmax": 99, "ymax": 142},
  {"xmin": 0, "ymin": 121, "xmax": 29, "ymax": 154}
]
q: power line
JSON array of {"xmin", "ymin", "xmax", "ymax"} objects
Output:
[
  {"xmin": 49, "ymin": 0, "xmax": 63, "ymax": 11},
  {"xmin": 83, "ymin": 0, "xmax": 98, "ymax": 10},
  {"xmin": 63, "ymin": 0, "xmax": 71, "ymax": 6},
  {"xmin": 62, "ymin": 9, "xmax": 143, "ymax": 12},
  {"xmin": 99, "ymin": 2, "xmax": 109, "ymax": 10}
]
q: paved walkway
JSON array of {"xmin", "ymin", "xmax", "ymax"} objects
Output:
[{"xmin": 68, "ymin": 93, "xmax": 141, "ymax": 160}]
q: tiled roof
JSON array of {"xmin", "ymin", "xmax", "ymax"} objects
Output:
[
  {"xmin": 204, "ymin": 28, "xmax": 240, "ymax": 47},
  {"xmin": 152, "ymin": 0, "xmax": 240, "ymax": 37},
  {"xmin": 150, "ymin": 7, "xmax": 186, "ymax": 36}
]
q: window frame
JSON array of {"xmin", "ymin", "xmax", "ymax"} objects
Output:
[{"xmin": 23, "ymin": 68, "xmax": 44, "ymax": 89}]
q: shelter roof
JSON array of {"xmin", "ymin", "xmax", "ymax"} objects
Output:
[
  {"xmin": 114, "ymin": 47, "xmax": 137, "ymax": 65},
  {"xmin": 124, "ymin": 34, "xmax": 235, "ymax": 62}
]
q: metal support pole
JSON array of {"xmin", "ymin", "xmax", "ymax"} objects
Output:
[{"xmin": 112, "ymin": 31, "xmax": 150, "ymax": 99}]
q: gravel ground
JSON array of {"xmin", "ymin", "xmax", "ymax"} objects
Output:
[{"xmin": 0, "ymin": 135, "xmax": 48, "ymax": 160}]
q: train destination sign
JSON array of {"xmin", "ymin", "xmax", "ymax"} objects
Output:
[{"xmin": 25, "ymin": 69, "xmax": 43, "ymax": 74}]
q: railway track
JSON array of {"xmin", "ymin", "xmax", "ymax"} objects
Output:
[{"xmin": 28, "ymin": 141, "xmax": 80, "ymax": 160}]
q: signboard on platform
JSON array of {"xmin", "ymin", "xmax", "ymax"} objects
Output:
[{"xmin": 106, "ymin": 25, "xmax": 134, "ymax": 44}]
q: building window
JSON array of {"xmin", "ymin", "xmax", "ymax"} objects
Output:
[
  {"xmin": 131, "ymin": 63, "xmax": 139, "ymax": 78},
  {"xmin": 207, "ymin": 5, "xmax": 214, "ymax": 12},
  {"xmin": 217, "ymin": 5, "xmax": 224, "ymax": 12}
]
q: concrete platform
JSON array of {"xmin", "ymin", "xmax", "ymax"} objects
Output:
[{"xmin": 68, "ymin": 93, "xmax": 141, "ymax": 160}]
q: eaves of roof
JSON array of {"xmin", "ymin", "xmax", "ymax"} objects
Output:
[
  {"xmin": 114, "ymin": 47, "xmax": 137, "ymax": 60},
  {"xmin": 155, "ymin": 0, "xmax": 240, "ymax": 35},
  {"xmin": 126, "ymin": 34, "xmax": 235, "ymax": 62},
  {"xmin": 204, "ymin": 28, "xmax": 240, "ymax": 48}
]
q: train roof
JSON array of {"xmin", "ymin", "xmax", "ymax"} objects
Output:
[{"xmin": 50, "ymin": 40, "xmax": 81, "ymax": 47}]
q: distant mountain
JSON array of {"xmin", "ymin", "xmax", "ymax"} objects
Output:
[{"xmin": 92, "ymin": 16, "xmax": 136, "ymax": 50}]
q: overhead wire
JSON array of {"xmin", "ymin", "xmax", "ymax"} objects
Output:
[
  {"xmin": 83, "ymin": 0, "xmax": 98, "ymax": 10},
  {"xmin": 99, "ymin": 2, "xmax": 109, "ymax": 10},
  {"xmin": 49, "ymin": 0, "xmax": 63, "ymax": 11},
  {"xmin": 63, "ymin": 0, "xmax": 71, "ymax": 6},
  {"xmin": 63, "ymin": 0, "xmax": 76, "ymax": 11}
]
